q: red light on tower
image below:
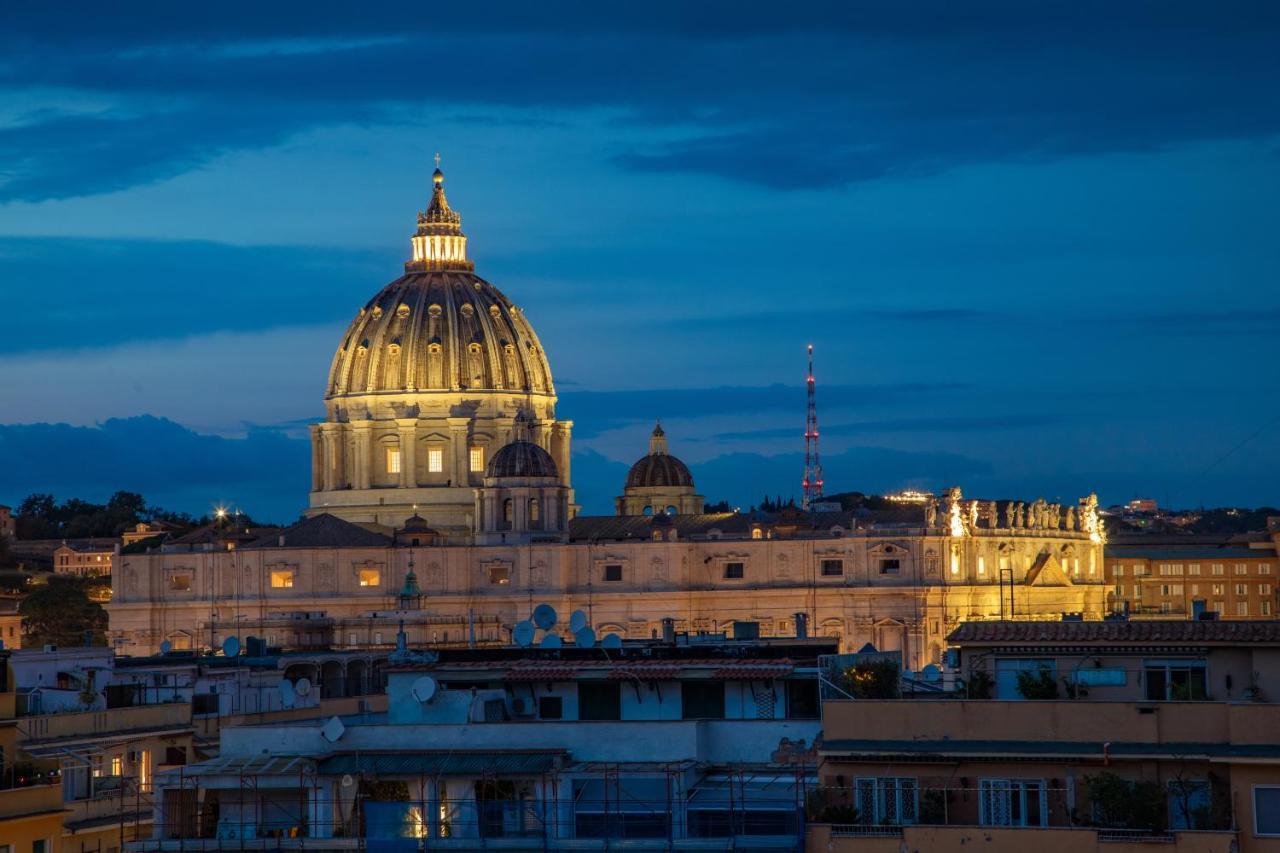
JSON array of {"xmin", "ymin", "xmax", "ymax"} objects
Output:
[{"xmin": 802, "ymin": 344, "xmax": 824, "ymax": 510}]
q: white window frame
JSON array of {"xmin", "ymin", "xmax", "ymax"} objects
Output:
[
  {"xmin": 428, "ymin": 447, "xmax": 444, "ymax": 473},
  {"xmin": 980, "ymin": 778, "xmax": 1047, "ymax": 827},
  {"xmin": 385, "ymin": 447, "xmax": 401, "ymax": 474},
  {"xmin": 469, "ymin": 445, "xmax": 484, "ymax": 472},
  {"xmin": 1253, "ymin": 785, "xmax": 1280, "ymax": 837},
  {"xmin": 855, "ymin": 777, "xmax": 918, "ymax": 825}
]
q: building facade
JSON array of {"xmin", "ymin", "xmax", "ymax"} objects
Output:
[{"xmin": 1107, "ymin": 544, "xmax": 1279, "ymax": 619}]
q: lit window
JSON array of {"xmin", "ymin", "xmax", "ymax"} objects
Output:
[
  {"xmin": 1212, "ymin": 564, "xmax": 1224, "ymax": 575},
  {"xmin": 488, "ymin": 564, "xmax": 510, "ymax": 585},
  {"xmin": 751, "ymin": 528, "xmax": 763, "ymax": 540},
  {"xmin": 977, "ymin": 556, "xmax": 986, "ymax": 576},
  {"xmin": 428, "ymin": 447, "xmax": 444, "ymax": 473},
  {"xmin": 469, "ymin": 446, "xmax": 484, "ymax": 472},
  {"xmin": 1261, "ymin": 564, "xmax": 1273, "ymax": 575},
  {"xmin": 1213, "ymin": 584, "xmax": 1225, "ymax": 595},
  {"xmin": 359, "ymin": 569, "xmax": 380, "ymax": 587},
  {"xmin": 1235, "ymin": 564, "xmax": 1248, "ymax": 575},
  {"xmin": 168, "ymin": 574, "xmax": 191, "ymax": 591},
  {"xmin": 270, "ymin": 570, "xmax": 294, "ymax": 589},
  {"xmin": 529, "ymin": 498, "xmax": 540, "ymax": 523},
  {"xmin": 386, "ymin": 447, "xmax": 401, "ymax": 474},
  {"xmin": 1188, "ymin": 564, "xmax": 1201, "ymax": 575},
  {"xmin": 111, "ymin": 756, "xmax": 122, "ymax": 776}
]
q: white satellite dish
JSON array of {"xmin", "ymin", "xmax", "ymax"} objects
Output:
[
  {"xmin": 513, "ymin": 620, "xmax": 535, "ymax": 648},
  {"xmin": 540, "ymin": 633, "xmax": 562, "ymax": 649},
  {"xmin": 411, "ymin": 675, "xmax": 438, "ymax": 704},
  {"xmin": 532, "ymin": 603, "xmax": 558, "ymax": 630},
  {"xmin": 569, "ymin": 610, "xmax": 588, "ymax": 633},
  {"xmin": 222, "ymin": 636, "xmax": 240, "ymax": 658},
  {"xmin": 574, "ymin": 626, "xmax": 597, "ymax": 648},
  {"xmin": 341, "ymin": 774, "xmax": 355, "ymax": 788},
  {"xmin": 320, "ymin": 716, "xmax": 346, "ymax": 743},
  {"xmin": 295, "ymin": 678, "xmax": 312, "ymax": 697},
  {"xmin": 159, "ymin": 640, "xmax": 172, "ymax": 654},
  {"xmin": 601, "ymin": 633, "xmax": 623, "ymax": 649},
  {"xmin": 278, "ymin": 679, "xmax": 296, "ymax": 709}
]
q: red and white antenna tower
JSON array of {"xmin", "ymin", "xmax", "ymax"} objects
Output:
[{"xmin": 802, "ymin": 344, "xmax": 823, "ymax": 510}]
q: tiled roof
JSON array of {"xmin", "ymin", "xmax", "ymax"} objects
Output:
[
  {"xmin": 947, "ymin": 619, "xmax": 1280, "ymax": 646},
  {"xmin": 244, "ymin": 514, "xmax": 392, "ymax": 549}
]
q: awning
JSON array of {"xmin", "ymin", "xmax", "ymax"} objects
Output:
[
  {"xmin": 607, "ymin": 664, "xmax": 681, "ymax": 680},
  {"xmin": 161, "ymin": 754, "xmax": 315, "ymax": 778},
  {"xmin": 711, "ymin": 662, "xmax": 794, "ymax": 680},
  {"xmin": 318, "ymin": 751, "xmax": 564, "ymax": 777}
]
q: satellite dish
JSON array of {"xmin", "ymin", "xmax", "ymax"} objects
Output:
[
  {"xmin": 295, "ymin": 678, "xmax": 312, "ymax": 697},
  {"xmin": 411, "ymin": 676, "xmax": 437, "ymax": 704},
  {"xmin": 222, "ymin": 636, "xmax": 240, "ymax": 658},
  {"xmin": 159, "ymin": 640, "xmax": 172, "ymax": 654},
  {"xmin": 540, "ymin": 633, "xmax": 562, "ymax": 649},
  {"xmin": 569, "ymin": 610, "xmax": 589, "ymax": 633},
  {"xmin": 513, "ymin": 620, "xmax": 535, "ymax": 648},
  {"xmin": 278, "ymin": 679, "xmax": 296, "ymax": 709},
  {"xmin": 601, "ymin": 633, "xmax": 623, "ymax": 649},
  {"xmin": 532, "ymin": 604, "xmax": 558, "ymax": 630},
  {"xmin": 341, "ymin": 774, "xmax": 355, "ymax": 788},
  {"xmin": 574, "ymin": 626, "xmax": 597, "ymax": 648},
  {"xmin": 320, "ymin": 716, "xmax": 346, "ymax": 743},
  {"xmin": 922, "ymin": 664, "xmax": 942, "ymax": 683}
]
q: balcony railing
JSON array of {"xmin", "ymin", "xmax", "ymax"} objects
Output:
[{"xmin": 19, "ymin": 702, "xmax": 192, "ymax": 743}]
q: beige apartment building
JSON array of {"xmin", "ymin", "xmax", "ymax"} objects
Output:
[
  {"xmin": 53, "ymin": 541, "xmax": 116, "ymax": 577},
  {"xmin": 1107, "ymin": 545, "xmax": 1280, "ymax": 619}
]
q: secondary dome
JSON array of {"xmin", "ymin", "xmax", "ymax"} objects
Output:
[
  {"xmin": 488, "ymin": 440, "xmax": 559, "ymax": 479},
  {"xmin": 625, "ymin": 423, "xmax": 694, "ymax": 488},
  {"xmin": 326, "ymin": 167, "xmax": 554, "ymax": 398}
]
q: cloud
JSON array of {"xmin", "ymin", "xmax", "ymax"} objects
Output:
[
  {"xmin": 713, "ymin": 414, "xmax": 1068, "ymax": 442},
  {"xmin": 0, "ymin": 236, "xmax": 391, "ymax": 354},
  {"xmin": 1, "ymin": 4, "xmax": 1278, "ymax": 198},
  {"xmin": 0, "ymin": 416, "xmax": 310, "ymax": 523},
  {"xmin": 560, "ymin": 382, "xmax": 969, "ymax": 439}
]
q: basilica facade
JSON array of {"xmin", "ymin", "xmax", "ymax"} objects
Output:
[{"xmin": 106, "ymin": 167, "xmax": 1108, "ymax": 670}]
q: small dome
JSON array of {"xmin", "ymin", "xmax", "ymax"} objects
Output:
[
  {"xmin": 401, "ymin": 514, "xmax": 437, "ymax": 534},
  {"xmin": 487, "ymin": 440, "xmax": 559, "ymax": 479},
  {"xmin": 626, "ymin": 454, "xmax": 694, "ymax": 489},
  {"xmin": 625, "ymin": 422, "xmax": 694, "ymax": 488}
]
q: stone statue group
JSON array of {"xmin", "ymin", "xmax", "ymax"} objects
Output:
[{"xmin": 925, "ymin": 488, "xmax": 1102, "ymax": 535}]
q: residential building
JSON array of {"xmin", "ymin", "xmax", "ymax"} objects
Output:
[
  {"xmin": 53, "ymin": 541, "xmax": 117, "ymax": 578},
  {"xmin": 0, "ymin": 504, "xmax": 14, "ymax": 539},
  {"xmin": 807, "ymin": 618, "xmax": 1280, "ymax": 852},
  {"xmin": 136, "ymin": 631, "xmax": 830, "ymax": 849},
  {"xmin": 0, "ymin": 650, "xmax": 65, "ymax": 853},
  {"xmin": 1107, "ymin": 545, "xmax": 1280, "ymax": 619}
]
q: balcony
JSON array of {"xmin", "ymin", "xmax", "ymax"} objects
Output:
[
  {"xmin": 19, "ymin": 702, "xmax": 192, "ymax": 745},
  {"xmin": 811, "ymin": 824, "xmax": 1238, "ymax": 852},
  {"xmin": 0, "ymin": 781, "xmax": 65, "ymax": 820}
]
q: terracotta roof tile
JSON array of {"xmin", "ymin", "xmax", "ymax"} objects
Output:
[{"xmin": 947, "ymin": 619, "xmax": 1280, "ymax": 645}]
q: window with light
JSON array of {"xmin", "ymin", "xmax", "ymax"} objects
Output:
[
  {"xmin": 469, "ymin": 445, "xmax": 484, "ymax": 472},
  {"xmin": 270, "ymin": 570, "xmax": 294, "ymax": 589},
  {"xmin": 428, "ymin": 447, "xmax": 444, "ymax": 473},
  {"xmin": 359, "ymin": 569, "xmax": 380, "ymax": 587},
  {"xmin": 385, "ymin": 447, "xmax": 401, "ymax": 474}
]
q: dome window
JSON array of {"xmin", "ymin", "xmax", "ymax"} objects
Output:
[
  {"xmin": 642, "ymin": 506, "xmax": 654, "ymax": 516},
  {"xmin": 428, "ymin": 304, "xmax": 442, "ymax": 318},
  {"xmin": 460, "ymin": 304, "xmax": 474, "ymax": 317},
  {"xmin": 371, "ymin": 306, "xmax": 383, "ymax": 319},
  {"xmin": 489, "ymin": 305, "xmax": 501, "ymax": 318},
  {"xmin": 467, "ymin": 343, "xmax": 483, "ymax": 355},
  {"xmin": 396, "ymin": 303, "xmax": 411, "ymax": 318}
]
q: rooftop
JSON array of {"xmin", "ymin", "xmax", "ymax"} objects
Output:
[{"xmin": 947, "ymin": 618, "xmax": 1280, "ymax": 646}]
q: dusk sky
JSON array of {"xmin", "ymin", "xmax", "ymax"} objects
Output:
[{"xmin": 1, "ymin": 2, "xmax": 1278, "ymax": 522}]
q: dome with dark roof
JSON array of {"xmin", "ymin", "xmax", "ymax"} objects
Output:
[
  {"xmin": 487, "ymin": 440, "xmax": 559, "ymax": 479},
  {"xmin": 625, "ymin": 423, "xmax": 695, "ymax": 489}
]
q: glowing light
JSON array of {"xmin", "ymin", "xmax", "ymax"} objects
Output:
[
  {"xmin": 886, "ymin": 490, "xmax": 934, "ymax": 505},
  {"xmin": 214, "ymin": 506, "xmax": 228, "ymax": 520},
  {"xmin": 1081, "ymin": 492, "xmax": 1106, "ymax": 544}
]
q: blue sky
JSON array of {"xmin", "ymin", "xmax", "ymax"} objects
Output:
[{"xmin": 1, "ymin": 2, "xmax": 1278, "ymax": 521}]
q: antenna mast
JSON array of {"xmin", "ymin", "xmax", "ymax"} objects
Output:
[{"xmin": 802, "ymin": 344, "xmax": 823, "ymax": 510}]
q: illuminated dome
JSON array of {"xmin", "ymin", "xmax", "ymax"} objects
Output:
[
  {"xmin": 308, "ymin": 162, "xmax": 574, "ymax": 537},
  {"xmin": 326, "ymin": 169, "xmax": 552, "ymax": 397}
]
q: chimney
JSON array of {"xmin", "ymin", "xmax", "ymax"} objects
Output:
[{"xmin": 661, "ymin": 617, "xmax": 675, "ymax": 644}]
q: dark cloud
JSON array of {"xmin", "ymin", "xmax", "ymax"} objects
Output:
[
  {"xmin": 713, "ymin": 414, "xmax": 1068, "ymax": 442},
  {"xmin": 560, "ymin": 382, "xmax": 969, "ymax": 439},
  {"xmin": 0, "ymin": 237, "xmax": 391, "ymax": 353},
  {"xmin": 0, "ymin": 416, "xmax": 309, "ymax": 523},
  {"xmin": 1, "ymin": 3, "xmax": 1277, "ymax": 199}
]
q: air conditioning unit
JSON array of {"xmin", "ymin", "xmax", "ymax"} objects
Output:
[{"xmin": 509, "ymin": 697, "xmax": 534, "ymax": 717}]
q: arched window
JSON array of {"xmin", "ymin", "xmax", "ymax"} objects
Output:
[
  {"xmin": 502, "ymin": 498, "xmax": 514, "ymax": 529},
  {"xmin": 529, "ymin": 498, "xmax": 541, "ymax": 528},
  {"xmin": 642, "ymin": 506, "xmax": 654, "ymax": 516},
  {"xmin": 665, "ymin": 505, "xmax": 678, "ymax": 516}
]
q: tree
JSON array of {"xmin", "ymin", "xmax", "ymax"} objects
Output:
[
  {"xmin": 842, "ymin": 659, "xmax": 901, "ymax": 699},
  {"xmin": 20, "ymin": 576, "xmax": 108, "ymax": 647},
  {"xmin": 1015, "ymin": 664, "xmax": 1059, "ymax": 700},
  {"xmin": 15, "ymin": 493, "xmax": 58, "ymax": 539}
]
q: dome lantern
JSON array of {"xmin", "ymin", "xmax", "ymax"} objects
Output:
[{"xmin": 407, "ymin": 156, "xmax": 473, "ymax": 272}]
